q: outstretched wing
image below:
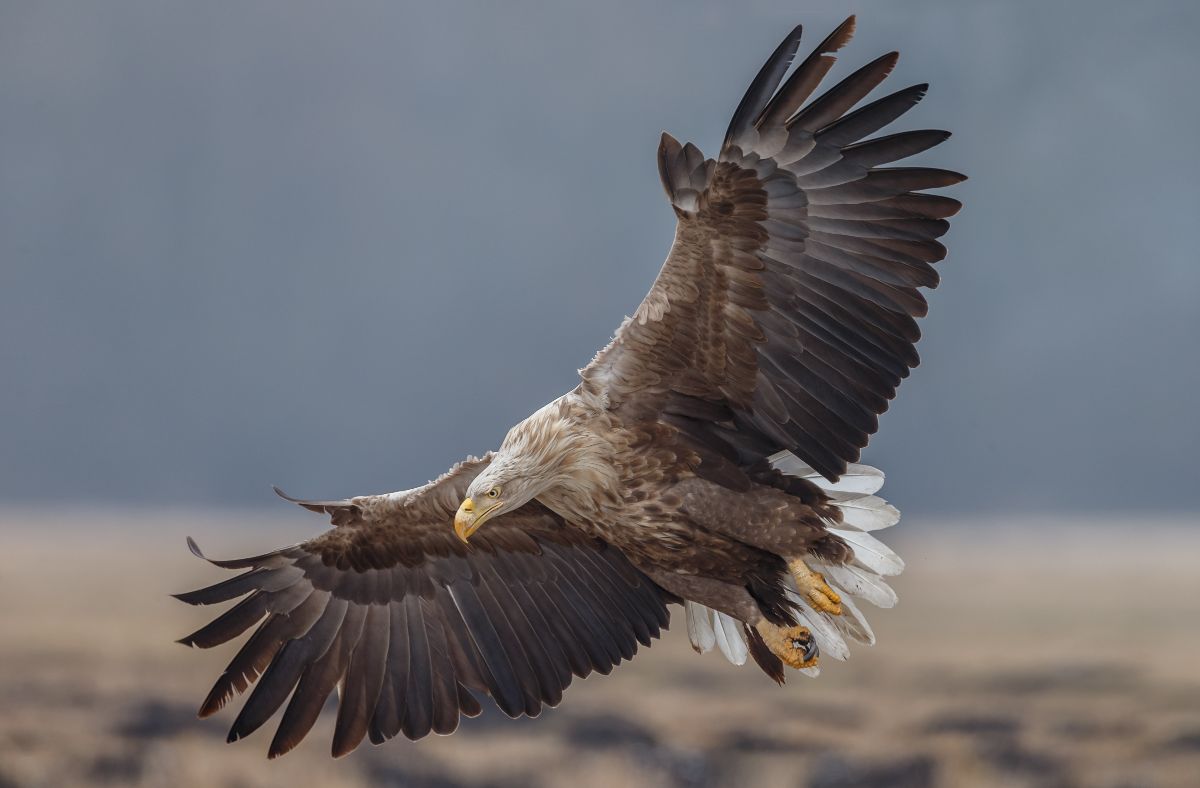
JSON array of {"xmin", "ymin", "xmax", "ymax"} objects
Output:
[
  {"xmin": 581, "ymin": 17, "xmax": 964, "ymax": 480},
  {"xmin": 175, "ymin": 456, "xmax": 670, "ymax": 758}
]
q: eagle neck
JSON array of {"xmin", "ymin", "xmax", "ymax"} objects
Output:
[{"xmin": 506, "ymin": 392, "xmax": 622, "ymax": 522}]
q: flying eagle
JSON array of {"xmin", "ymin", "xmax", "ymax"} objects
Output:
[{"xmin": 177, "ymin": 16, "xmax": 963, "ymax": 758}]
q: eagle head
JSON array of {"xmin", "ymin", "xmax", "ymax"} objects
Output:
[
  {"xmin": 454, "ymin": 452, "xmax": 548, "ymax": 542},
  {"xmin": 454, "ymin": 396, "xmax": 610, "ymax": 542}
]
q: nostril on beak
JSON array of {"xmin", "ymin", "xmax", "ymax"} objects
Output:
[{"xmin": 461, "ymin": 498, "xmax": 475, "ymax": 512}]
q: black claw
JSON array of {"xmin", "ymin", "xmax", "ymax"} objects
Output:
[{"xmin": 787, "ymin": 631, "xmax": 819, "ymax": 663}]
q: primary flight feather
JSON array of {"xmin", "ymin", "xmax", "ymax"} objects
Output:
[{"xmin": 176, "ymin": 15, "xmax": 963, "ymax": 757}]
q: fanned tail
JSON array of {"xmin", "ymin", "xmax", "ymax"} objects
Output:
[{"xmin": 686, "ymin": 451, "xmax": 902, "ymax": 677}]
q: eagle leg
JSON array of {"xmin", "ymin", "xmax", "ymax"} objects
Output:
[
  {"xmin": 755, "ymin": 620, "xmax": 819, "ymax": 670},
  {"xmin": 787, "ymin": 558, "xmax": 843, "ymax": 616}
]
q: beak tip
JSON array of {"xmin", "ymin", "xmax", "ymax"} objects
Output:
[{"xmin": 453, "ymin": 508, "xmax": 474, "ymax": 545}]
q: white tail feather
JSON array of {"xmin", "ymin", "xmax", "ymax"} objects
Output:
[
  {"xmin": 818, "ymin": 465, "xmax": 885, "ymax": 495},
  {"xmin": 685, "ymin": 601, "xmax": 716, "ymax": 653},
  {"xmin": 713, "ymin": 611, "xmax": 748, "ymax": 665},
  {"xmin": 827, "ymin": 493, "xmax": 901, "ymax": 531},
  {"xmin": 832, "ymin": 592, "xmax": 876, "ymax": 645},
  {"xmin": 819, "ymin": 562, "xmax": 898, "ymax": 609},
  {"xmin": 768, "ymin": 452, "xmax": 885, "ymax": 495},
  {"xmin": 827, "ymin": 528, "xmax": 905, "ymax": 576}
]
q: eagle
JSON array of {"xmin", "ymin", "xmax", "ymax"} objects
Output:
[{"xmin": 176, "ymin": 16, "xmax": 963, "ymax": 758}]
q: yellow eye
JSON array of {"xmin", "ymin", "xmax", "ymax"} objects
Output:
[{"xmin": 486, "ymin": 487, "xmax": 500, "ymax": 499}]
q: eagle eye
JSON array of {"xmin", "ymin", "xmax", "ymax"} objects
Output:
[{"xmin": 486, "ymin": 486, "xmax": 501, "ymax": 499}]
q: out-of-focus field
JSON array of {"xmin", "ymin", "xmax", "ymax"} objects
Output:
[{"xmin": 1, "ymin": 510, "xmax": 1197, "ymax": 788}]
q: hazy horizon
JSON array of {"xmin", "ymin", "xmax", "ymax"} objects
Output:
[{"xmin": 3, "ymin": 2, "xmax": 1197, "ymax": 516}]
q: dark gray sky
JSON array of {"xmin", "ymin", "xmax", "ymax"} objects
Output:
[{"xmin": 2, "ymin": 1, "xmax": 1197, "ymax": 515}]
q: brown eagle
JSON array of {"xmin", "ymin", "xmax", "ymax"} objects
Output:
[{"xmin": 177, "ymin": 16, "xmax": 962, "ymax": 758}]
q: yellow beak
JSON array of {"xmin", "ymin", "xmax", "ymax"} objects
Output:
[{"xmin": 454, "ymin": 497, "xmax": 502, "ymax": 543}]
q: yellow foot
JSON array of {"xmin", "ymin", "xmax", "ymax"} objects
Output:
[
  {"xmin": 755, "ymin": 621, "xmax": 819, "ymax": 669},
  {"xmin": 788, "ymin": 558, "xmax": 842, "ymax": 615}
]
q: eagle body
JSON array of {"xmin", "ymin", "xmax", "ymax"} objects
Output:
[
  {"xmin": 176, "ymin": 16, "xmax": 962, "ymax": 758},
  {"xmin": 491, "ymin": 388, "xmax": 846, "ymax": 633}
]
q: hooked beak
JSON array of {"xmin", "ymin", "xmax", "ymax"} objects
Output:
[{"xmin": 454, "ymin": 496, "xmax": 502, "ymax": 543}]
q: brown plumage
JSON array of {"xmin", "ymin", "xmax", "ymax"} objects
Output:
[{"xmin": 177, "ymin": 15, "xmax": 962, "ymax": 757}]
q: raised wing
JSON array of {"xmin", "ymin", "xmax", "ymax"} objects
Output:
[
  {"xmin": 581, "ymin": 17, "xmax": 964, "ymax": 480},
  {"xmin": 175, "ymin": 456, "xmax": 670, "ymax": 757}
]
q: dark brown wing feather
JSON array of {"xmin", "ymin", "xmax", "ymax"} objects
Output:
[
  {"xmin": 176, "ymin": 456, "xmax": 671, "ymax": 757},
  {"xmin": 581, "ymin": 15, "xmax": 963, "ymax": 480}
]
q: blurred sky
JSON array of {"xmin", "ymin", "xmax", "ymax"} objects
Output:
[{"xmin": 2, "ymin": 1, "xmax": 1197, "ymax": 515}]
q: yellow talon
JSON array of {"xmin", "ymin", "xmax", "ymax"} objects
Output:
[
  {"xmin": 788, "ymin": 558, "xmax": 842, "ymax": 615},
  {"xmin": 755, "ymin": 621, "xmax": 819, "ymax": 669}
]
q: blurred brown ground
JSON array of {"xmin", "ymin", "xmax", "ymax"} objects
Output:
[{"xmin": 1, "ymin": 509, "xmax": 1197, "ymax": 787}]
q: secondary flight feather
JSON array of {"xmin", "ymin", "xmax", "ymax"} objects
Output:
[{"xmin": 176, "ymin": 16, "xmax": 963, "ymax": 757}]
